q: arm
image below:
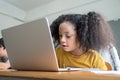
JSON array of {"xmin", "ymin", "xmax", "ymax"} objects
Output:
[{"xmin": 0, "ymin": 60, "xmax": 10, "ymax": 70}]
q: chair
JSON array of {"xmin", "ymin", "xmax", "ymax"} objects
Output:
[{"xmin": 105, "ymin": 62, "xmax": 112, "ymax": 70}]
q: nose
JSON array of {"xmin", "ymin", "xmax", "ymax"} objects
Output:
[{"xmin": 60, "ymin": 36, "xmax": 66, "ymax": 43}]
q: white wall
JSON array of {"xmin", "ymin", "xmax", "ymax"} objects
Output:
[
  {"xmin": 0, "ymin": 0, "xmax": 26, "ymax": 38},
  {"xmin": 0, "ymin": 14, "xmax": 23, "ymax": 37},
  {"xmin": 25, "ymin": 0, "xmax": 96, "ymax": 22},
  {"xmin": 0, "ymin": 0, "xmax": 26, "ymax": 21},
  {"xmin": 25, "ymin": 0, "xmax": 120, "ymax": 24}
]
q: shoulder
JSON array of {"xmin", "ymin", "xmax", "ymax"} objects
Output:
[
  {"xmin": 88, "ymin": 50, "xmax": 107, "ymax": 70},
  {"xmin": 87, "ymin": 49, "xmax": 105, "ymax": 63},
  {"xmin": 88, "ymin": 49, "xmax": 102, "ymax": 58}
]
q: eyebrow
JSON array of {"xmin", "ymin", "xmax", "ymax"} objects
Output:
[
  {"xmin": 59, "ymin": 32, "xmax": 75, "ymax": 36},
  {"xmin": 59, "ymin": 31, "xmax": 70, "ymax": 33}
]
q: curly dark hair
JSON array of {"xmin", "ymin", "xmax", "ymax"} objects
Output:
[
  {"xmin": 0, "ymin": 38, "xmax": 5, "ymax": 49},
  {"xmin": 50, "ymin": 12, "xmax": 115, "ymax": 52}
]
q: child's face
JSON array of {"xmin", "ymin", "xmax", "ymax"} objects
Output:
[
  {"xmin": 59, "ymin": 22, "xmax": 80, "ymax": 52},
  {"xmin": 0, "ymin": 46, "xmax": 7, "ymax": 58}
]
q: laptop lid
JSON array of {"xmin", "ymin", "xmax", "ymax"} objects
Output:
[{"xmin": 2, "ymin": 17, "xmax": 59, "ymax": 71}]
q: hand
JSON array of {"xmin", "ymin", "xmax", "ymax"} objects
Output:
[{"xmin": 0, "ymin": 62, "xmax": 10, "ymax": 70}]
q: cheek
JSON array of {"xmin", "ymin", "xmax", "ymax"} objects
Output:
[
  {"xmin": 0, "ymin": 48, "xmax": 5, "ymax": 54},
  {"xmin": 73, "ymin": 39, "xmax": 80, "ymax": 47},
  {"xmin": 69, "ymin": 38, "xmax": 78, "ymax": 46},
  {"xmin": 0, "ymin": 50, "xmax": 4, "ymax": 56},
  {"xmin": 0, "ymin": 49, "xmax": 2, "ymax": 53}
]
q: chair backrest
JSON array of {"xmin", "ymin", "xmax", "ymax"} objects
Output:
[{"xmin": 105, "ymin": 62, "xmax": 112, "ymax": 70}]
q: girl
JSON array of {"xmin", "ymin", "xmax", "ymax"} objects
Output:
[{"xmin": 50, "ymin": 12, "xmax": 107, "ymax": 70}]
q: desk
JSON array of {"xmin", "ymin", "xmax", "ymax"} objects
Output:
[{"xmin": 0, "ymin": 70, "xmax": 120, "ymax": 80}]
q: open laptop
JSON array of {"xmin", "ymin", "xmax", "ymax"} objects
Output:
[{"xmin": 2, "ymin": 17, "xmax": 64, "ymax": 71}]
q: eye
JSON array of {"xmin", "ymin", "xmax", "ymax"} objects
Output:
[{"xmin": 66, "ymin": 35, "xmax": 71, "ymax": 38}]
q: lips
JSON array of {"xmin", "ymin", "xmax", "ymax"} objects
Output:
[{"xmin": 62, "ymin": 45, "xmax": 68, "ymax": 48}]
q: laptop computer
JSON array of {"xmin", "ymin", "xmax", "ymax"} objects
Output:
[{"xmin": 2, "ymin": 17, "xmax": 64, "ymax": 71}]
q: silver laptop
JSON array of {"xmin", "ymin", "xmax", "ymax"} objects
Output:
[{"xmin": 1, "ymin": 17, "xmax": 64, "ymax": 71}]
